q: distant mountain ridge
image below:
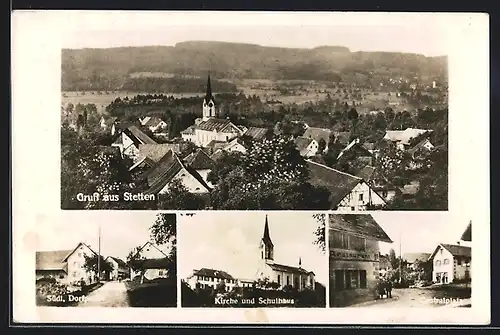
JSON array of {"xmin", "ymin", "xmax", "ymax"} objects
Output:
[{"xmin": 62, "ymin": 40, "xmax": 447, "ymax": 91}]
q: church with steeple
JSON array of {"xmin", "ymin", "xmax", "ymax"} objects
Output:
[
  {"xmin": 255, "ymin": 215, "xmax": 316, "ymax": 291},
  {"xmin": 180, "ymin": 73, "xmax": 245, "ymax": 147}
]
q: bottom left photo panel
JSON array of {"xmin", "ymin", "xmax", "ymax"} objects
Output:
[{"xmin": 34, "ymin": 212, "xmax": 177, "ymax": 308}]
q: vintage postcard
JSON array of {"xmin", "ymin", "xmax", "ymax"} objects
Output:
[{"xmin": 12, "ymin": 11, "xmax": 489, "ymax": 325}]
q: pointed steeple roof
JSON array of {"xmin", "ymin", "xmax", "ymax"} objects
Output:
[
  {"xmin": 299, "ymin": 257, "xmax": 302, "ymax": 267},
  {"xmin": 262, "ymin": 215, "xmax": 274, "ymax": 247},
  {"xmin": 204, "ymin": 72, "xmax": 214, "ymax": 104}
]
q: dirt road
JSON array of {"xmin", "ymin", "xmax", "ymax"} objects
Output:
[
  {"xmin": 78, "ymin": 281, "xmax": 130, "ymax": 307},
  {"xmin": 351, "ymin": 288, "xmax": 471, "ymax": 308}
]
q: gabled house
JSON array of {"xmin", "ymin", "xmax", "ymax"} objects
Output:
[
  {"xmin": 183, "ymin": 148, "xmax": 216, "ymax": 187},
  {"xmin": 100, "ymin": 116, "xmax": 118, "ymax": 132},
  {"xmin": 128, "ymin": 241, "xmax": 171, "ymax": 283},
  {"xmin": 306, "ymin": 160, "xmax": 387, "ymax": 211},
  {"xmin": 129, "ymin": 143, "xmax": 185, "ymax": 175},
  {"xmin": 337, "ymin": 138, "xmax": 373, "ymax": 166},
  {"xmin": 142, "ymin": 116, "xmax": 168, "ymax": 134},
  {"xmin": 186, "ymin": 268, "xmax": 237, "ymax": 291},
  {"xmin": 295, "ymin": 137, "xmax": 319, "ymax": 157},
  {"xmin": 329, "ymin": 214, "xmax": 393, "ymax": 307},
  {"xmin": 222, "ymin": 137, "xmax": 248, "ymax": 154},
  {"xmin": 429, "ymin": 244, "xmax": 471, "ymax": 284},
  {"xmin": 302, "ymin": 127, "xmax": 332, "ymax": 152},
  {"xmin": 36, "ymin": 242, "xmax": 98, "ymax": 286},
  {"xmin": 383, "ymin": 128, "xmax": 432, "ymax": 150},
  {"xmin": 355, "ymin": 166, "xmax": 398, "ymax": 202},
  {"xmin": 105, "ymin": 256, "xmax": 129, "ymax": 281},
  {"xmin": 406, "ymin": 138, "xmax": 435, "ymax": 158},
  {"xmin": 111, "ymin": 125, "xmax": 157, "ymax": 161},
  {"xmin": 142, "ymin": 149, "xmax": 211, "ymax": 197}
]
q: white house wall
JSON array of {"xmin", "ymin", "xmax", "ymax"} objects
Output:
[
  {"xmin": 338, "ymin": 182, "xmax": 386, "ymax": 211},
  {"xmin": 158, "ymin": 168, "xmax": 210, "ymax": 195},
  {"xmin": 431, "ymin": 247, "xmax": 455, "ymax": 284},
  {"xmin": 65, "ymin": 245, "xmax": 96, "ymax": 285}
]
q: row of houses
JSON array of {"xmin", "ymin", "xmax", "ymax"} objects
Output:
[
  {"xmin": 330, "ymin": 217, "xmax": 471, "ymax": 307},
  {"xmin": 36, "ymin": 241, "xmax": 173, "ymax": 287},
  {"xmin": 95, "ymin": 74, "xmax": 436, "ymax": 211}
]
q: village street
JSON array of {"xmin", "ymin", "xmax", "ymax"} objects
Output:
[
  {"xmin": 78, "ymin": 281, "xmax": 131, "ymax": 307},
  {"xmin": 351, "ymin": 287, "xmax": 471, "ymax": 308}
]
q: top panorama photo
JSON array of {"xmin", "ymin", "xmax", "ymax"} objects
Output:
[{"xmin": 60, "ymin": 29, "xmax": 448, "ymax": 210}]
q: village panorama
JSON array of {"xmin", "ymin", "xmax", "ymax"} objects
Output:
[{"xmin": 61, "ymin": 41, "xmax": 448, "ymax": 210}]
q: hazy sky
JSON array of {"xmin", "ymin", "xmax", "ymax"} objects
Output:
[
  {"xmin": 370, "ymin": 212, "xmax": 471, "ymax": 256},
  {"xmin": 178, "ymin": 212, "xmax": 327, "ymax": 285},
  {"xmin": 60, "ymin": 13, "xmax": 451, "ymax": 56},
  {"xmin": 36, "ymin": 212, "xmax": 166, "ymax": 260}
]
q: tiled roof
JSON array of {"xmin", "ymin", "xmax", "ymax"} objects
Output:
[
  {"xmin": 303, "ymin": 127, "xmax": 332, "ymax": 145},
  {"xmin": 144, "ymin": 116, "xmax": 165, "ymax": 127},
  {"xmin": 295, "ymin": 137, "xmax": 314, "ymax": 152},
  {"xmin": 430, "ymin": 244, "xmax": 471, "ymax": 260},
  {"xmin": 138, "ymin": 143, "xmax": 182, "ymax": 163},
  {"xmin": 126, "ymin": 125, "xmax": 157, "ymax": 145},
  {"xmin": 384, "ymin": 128, "xmax": 431, "ymax": 145},
  {"xmin": 184, "ymin": 149, "xmax": 215, "ymax": 170},
  {"xmin": 403, "ymin": 253, "xmax": 431, "ymax": 264},
  {"xmin": 306, "ymin": 160, "xmax": 363, "ymax": 209},
  {"xmin": 440, "ymin": 244, "xmax": 471, "ymax": 258},
  {"xmin": 356, "ymin": 165, "xmax": 376, "ymax": 181},
  {"xmin": 193, "ymin": 268, "xmax": 234, "ymax": 280},
  {"xmin": 244, "ymin": 127, "xmax": 269, "ymax": 140},
  {"xmin": 267, "ymin": 263, "xmax": 313, "ymax": 275},
  {"xmin": 36, "ymin": 250, "xmax": 71, "ymax": 271},
  {"xmin": 329, "ymin": 214, "xmax": 393, "ymax": 243},
  {"xmin": 145, "ymin": 150, "xmax": 211, "ymax": 194},
  {"xmin": 197, "ymin": 118, "xmax": 240, "ymax": 133},
  {"xmin": 334, "ymin": 132, "xmax": 350, "ymax": 145}
]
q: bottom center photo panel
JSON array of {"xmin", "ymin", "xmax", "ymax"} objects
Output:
[{"xmin": 178, "ymin": 212, "xmax": 328, "ymax": 308}]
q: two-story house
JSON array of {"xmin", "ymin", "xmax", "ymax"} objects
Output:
[
  {"xmin": 36, "ymin": 242, "xmax": 98, "ymax": 286},
  {"xmin": 329, "ymin": 214, "xmax": 393, "ymax": 307},
  {"xmin": 186, "ymin": 268, "xmax": 238, "ymax": 291},
  {"xmin": 307, "ymin": 160, "xmax": 387, "ymax": 211},
  {"xmin": 429, "ymin": 243, "xmax": 471, "ymax": 284}
]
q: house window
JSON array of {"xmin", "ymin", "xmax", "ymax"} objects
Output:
[
  {"xmin": 351, "ymin": 207, "xmax": 355, "ymax": 211},
  {"xmin": 334, "ymin": 270, "xmax": 366, "ymax": 290},
  {"xmin": 59, "ymin": 274, "xmax": 65, "ymax": 279},
  {"xmin": 73, "ymin": 272, "xmax": 77, "ymax": 278},
  {"xmin": 349, "ymin": 235, "xmax": 366, "ymax": 252},
  {"xmin": 277, "ymin": 275, "xmax": 281, "ymax": 285},
  {"xmin": 78, "ymin": 253, "xmax": 82, "ymax": 257},
  {"xmin": 286, "ymin": 276, "xmax": 290, "ymax": 286},
  {"xmin": 436, "ymin": 260, "xmax": 441, "ymax": 266},
  {"xmin": 334, "ymin": 270, "xmax": 345, "ymax": 290},
  {"xmin": 443, "ymin": 259, "xmax": 450, "ymax": 265},
  {"xmin": 349, "ymin": 270, "xmax": 359, "ymax": 289},
  {"xmin": 359, "ymin": 194, "xmax": 364, "ymax": 201},
  {"xmin": 331, "ymin": 231, "xmax": 349, "ymax": 249},
  {"xmin": 158, "ymin": 270, "xmax": 164, "ymax": 276}
]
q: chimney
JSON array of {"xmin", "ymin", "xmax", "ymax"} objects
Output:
[{"xmin": 457, "ymin": 241, "xmax": 460, "ymax": 245}]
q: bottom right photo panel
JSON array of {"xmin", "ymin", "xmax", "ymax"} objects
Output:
[{"xmin": 329, "ymin": 213, "xmax": 471, "ymax": 308}]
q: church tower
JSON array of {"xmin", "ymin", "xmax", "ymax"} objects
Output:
[
  {"xmin": 259, "ymin": 215, "xmax": 274, "ymax": 264},
  {"xmin": 202, "ymin": 73, "xmax": 216, "ymax": 121}
]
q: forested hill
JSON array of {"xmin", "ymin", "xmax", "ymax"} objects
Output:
[{"xmin": 62, "ymin": 41, "xmax": 448, "ymax": 91}]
